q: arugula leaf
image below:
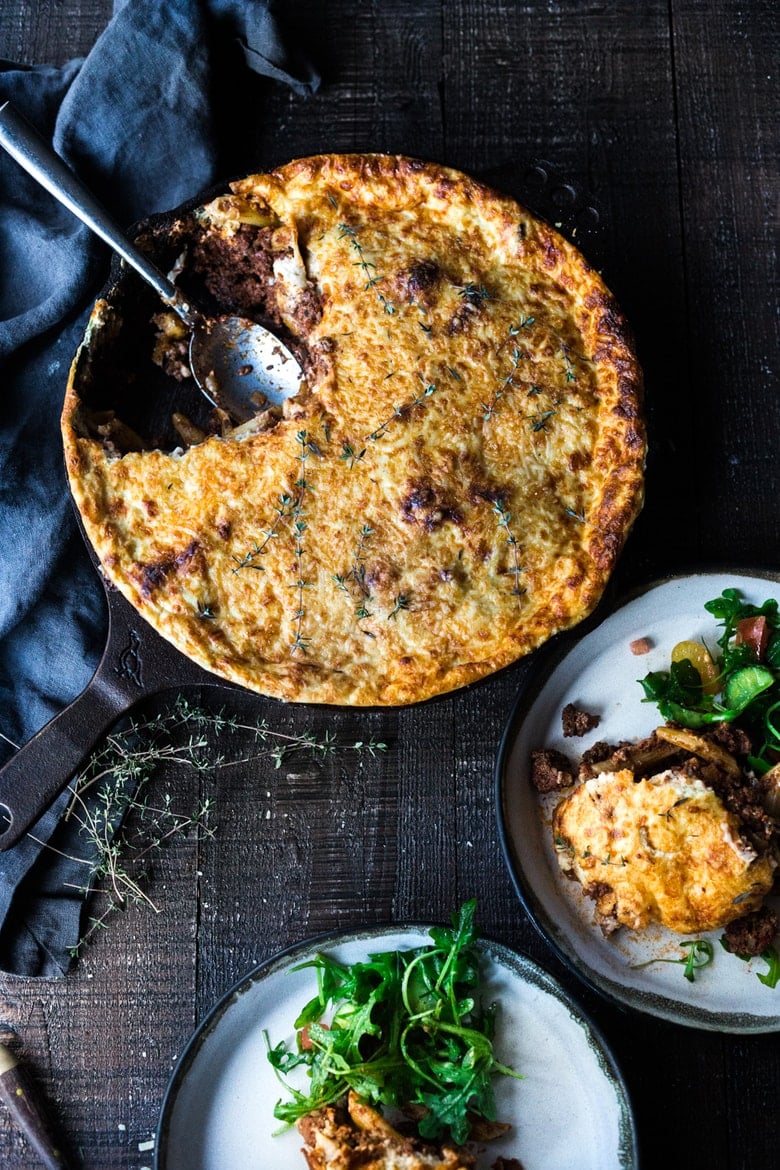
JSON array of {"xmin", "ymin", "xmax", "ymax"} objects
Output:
[
  {"xmin": 756, "ymin": 945, "xmax": 780, "ymax": 988},
  {"xmin": 631, "ymin": 939, "xmax": 714, "ymax": 982},
  {"xmin": 266, "ymin": 900, "xmax": 522, "ymax": 1143},
  {"xmin": 718, "ymin": 939, "xmax": 780, "ymax": 988}
]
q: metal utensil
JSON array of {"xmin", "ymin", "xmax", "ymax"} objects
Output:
[{"xmin": 0, "ymin": 100, "xmax": 303, "ymax": 422}]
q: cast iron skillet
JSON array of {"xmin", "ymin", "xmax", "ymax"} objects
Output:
[{"xmin": 0, "ymin": 158, "xmax": 606, "ymax": 851}]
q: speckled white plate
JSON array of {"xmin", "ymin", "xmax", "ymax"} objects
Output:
[
  {"xmin": 497, "ymin": 570, "xmax": 780, "ymax": 1033},
  {"xmin": 155, "ymin": 925, "xmax": 637, "ymax": 1170}
]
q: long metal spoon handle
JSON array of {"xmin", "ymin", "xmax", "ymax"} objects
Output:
[{"xmin": 0, "ymin": 99, "xmax": 198, "ymax": 328}]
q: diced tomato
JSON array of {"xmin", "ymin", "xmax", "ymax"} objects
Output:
[
  {"xmin": 299, "ymin": 1026, "xmax": 313, "ymax": 1050},
  {"xmin": 735, "ymin": 616, "xmax": 770, "ymax": 660},
  {"xmin": 298, "ymin": 1022, "xmax": 328, "ymax": 1050}
]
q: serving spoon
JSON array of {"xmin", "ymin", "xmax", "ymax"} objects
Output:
[{"xmin": 0, "ymin": 100, "xmax": 303, "ymax": 422}]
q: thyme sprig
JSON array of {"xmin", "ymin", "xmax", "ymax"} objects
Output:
[
  {"xmin": 525, "ymin": 407, "xmax": 557, "ymax": 433},
  {"xmin": 338, "ymin": 223, "xmax": 396, "ymax": 315},
  {"xmin": 561, "ymin": 343, "xmax": 577, "ymax": 383},
  {"xmin": 333, "ymin": 524, "xmax": 375, "ymax": 623},
  {"xmin": 232, "ymin": 493, "xmax": 294, "ymax": 573},
  {"xmin": 459, "ymin": 282, "xmax": 494, "ymax": 303},
  {"xmin": 387, "ymin": 593, "xmax": 410, "ymax": 620},
  {"xmin": 340, "ymin": 442, "xmax": 366, "ymax": 470},
  {"xmin": 290, "ymin": 430, "xmax": 315, "ymax": 656},
  {"xmin": 367, "ymin": 377, "xmax": 437, "ymax": 442},
  {"xmin": 492, "ymin": 500, "xmax": 525, "ymax": 601},
  {"xmin": 30, "ymin": 697, "xmax": 387, "ymax": 958},
  {"xmin": 481, "ymin": 317, "xmax": 539, "ymax": 421},
  {"xmin": 482, "ymin": 344, "xmax": 523, "ymax": 421}
]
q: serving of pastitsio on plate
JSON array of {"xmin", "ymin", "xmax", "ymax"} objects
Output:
[{"xmin": 497, "ymin": 570, "xmax": 780, "ymax": 1033}]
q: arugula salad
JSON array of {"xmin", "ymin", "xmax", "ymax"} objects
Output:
[
  {"xmin": 639, "ymin": 587, "xmax": 780, "ymax": 774},
  {"xmin": 266, "ymin": 900, "xmax": 520, "ymax": 1146}
]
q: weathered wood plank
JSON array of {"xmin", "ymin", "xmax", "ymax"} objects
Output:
[
  {"xmin": 0, "ymin": 0, "xmax": 110, "ymax": 65},
  {"xmin": 671, "ymin": 0, "xmax": 780, "ymax": 565},
  {"xmin": 0, "ymin": 3, "xmax": 777, "ymax": 1169}
]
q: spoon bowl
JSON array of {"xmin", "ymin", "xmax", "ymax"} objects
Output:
[
  {"xmin": 189, "ymin": 314, "xmax": 304, "ymax": 422},
  {"xmin": 0, "ymin": 100, "xmax": 303, "ymax": 421}
]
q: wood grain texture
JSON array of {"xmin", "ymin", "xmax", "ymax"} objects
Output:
[
  {"xmin": 0, "ymin": 1, "xmax": 110, "ymax": 65},
  {"xmin": 0, "ymin": 2, "xmax": 779, "ymax": 1169},
  {"xmin": 670, "ymin": 0, "xmax": 779, "ymax": 565}
]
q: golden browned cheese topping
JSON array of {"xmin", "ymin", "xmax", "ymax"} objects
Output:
[
  {"xmin": 553, "ymin": 768, "xmax": 776, "ymax": 934},
  {"xmin": 62, "ymin": 154, "xmax": 645, "ymax": 706}
]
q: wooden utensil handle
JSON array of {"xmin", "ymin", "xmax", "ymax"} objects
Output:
[{"xmin": 0, "ymin": 1044, "xmax": 71, "ymax": 1169}]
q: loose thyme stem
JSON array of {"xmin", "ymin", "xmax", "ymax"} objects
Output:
[
  {"xmin": 367, "ymin": 376, "xmax": 437, "ymax": 442},
  {"xmin": 232, "ymin": 492, "xmax": 294, "ymax": 572},
  {"xmin": 43, "ymin": 697, "xmax": 388, "ymax": 958},
  {"xmin": 492, "ymin": 500, "xmax": 525, "ymax": 602},
  {"xmin": 338, "ymin": 223, "xmax": 395, "ymax": 315},
  {"xmin": 290, "ymin": 430, "xmax": 314, "ymax": 655}
]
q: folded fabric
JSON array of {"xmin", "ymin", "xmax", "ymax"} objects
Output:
[{"xmin": 0, "ymin": 0, "xmax": 318, "ymax": 977}]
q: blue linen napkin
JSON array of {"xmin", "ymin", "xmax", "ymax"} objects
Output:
[{"xmin": 0, "ymin": 0, "xmax": 318, "ymax": 977}]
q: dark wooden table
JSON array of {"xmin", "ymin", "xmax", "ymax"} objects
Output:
[{"xmin": 0, "ymin": 2, "xmax": 778, "ymax": 1168}]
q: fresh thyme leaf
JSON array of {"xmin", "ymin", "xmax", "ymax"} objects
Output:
[
  {"xmin": 55, "ymin": 697, "xmax": 387, "ymax": 958},
  {"xmin": 267, "ymin": 900, "xmax": 521, "ymax": 1144},
  {"xmin": 387, "ymin": 593, "xmax": 410, "ymax": 619},
  {"xmin": 459, "ymin": 282, "xmax": 494, "ymax": 303}
]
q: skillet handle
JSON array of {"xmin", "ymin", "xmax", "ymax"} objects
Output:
[
  {"xmin": 0, "ymin": 644, "xmax": 144, "ymax": 851},
  {"xmin": 0, "ymin": 578, "xmax": 220, "ymax": 851}
]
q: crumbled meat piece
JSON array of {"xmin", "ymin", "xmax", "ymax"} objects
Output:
[
  {"xmin": 466, "ymin": 1119, "xmax": 511, "ymax": 1142},
  {"xmin": 722, "ymin": 906, "xmax": 779, "ymax": 957},
  {"xmin": 298, "ymin": 1093, "xmax": 476, "ymax": 1169},
  {"xmin": 707, "ymin": 723, "xmax": 754, "ymax": 757},
  {"xmin": 583, "ymin": 880, "xmax": 620, "ymax": 935},
  {"xmin": 530, "ymin": 748, "xmax": 574, "ymax": 793},
  {"xmin": 286, "ymin": 284, "xmax": 323, "ymax": 334},
  {"xmin": 680, "ymin": 757, "xmax": 776, "ymax": 845},
  {"xmin": 580, "ymin": 740, "xmax": 616, "ymax": 766},
  {"xmin": 93, "ymin": 415, "xmax": 147, "ymax": 454},
  {"xmin": 629, "ymin": 636, "xmax": 652, "ymax": 655},
  {"xmin": 151, "ymin": 310, "xmax": 192, "ymax": 380},
  {"xmin": 492, "ymin": 1160, "xmax": 526, "ymax": 1170},
  {"xmin": 579, "ymin": 731, "xmax": 682, "ymax": 780},
  {"xmin": 561, "ymin": 702, "xmax": 601, "ymax": 737}
]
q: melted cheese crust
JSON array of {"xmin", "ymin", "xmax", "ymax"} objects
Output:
[
  {"xmin": 62, "ymin": 154, "xmax": 645, "ymax": 706},
  {"xmin": 553, "ymin": 769, "xmax": 775, "ymax": 934}
]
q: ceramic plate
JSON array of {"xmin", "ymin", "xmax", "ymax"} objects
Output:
[
  {"xmin": 155, "ymin": 924, "xmax": 637, "ymax": 1170},
  {"xmin": 497, "ymin": 570, "xmax": 780, "ymax": 1033}
]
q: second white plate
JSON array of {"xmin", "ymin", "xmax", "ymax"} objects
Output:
[
  {"xmin": 497, "ymin": 570, "xmax": 780, "ymax": 1033},
  {"xmin": 155, "ymin": 924, "xmax": 637, "ymax": 1170}
]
